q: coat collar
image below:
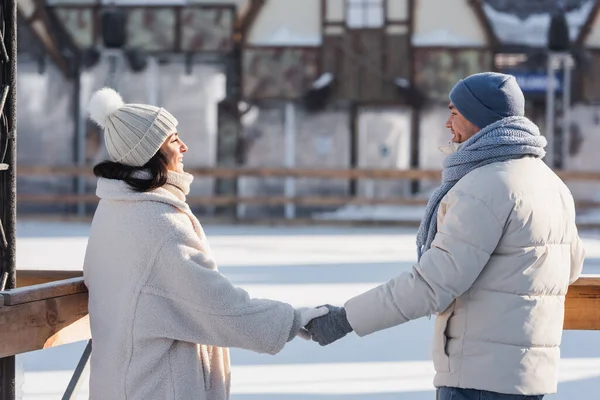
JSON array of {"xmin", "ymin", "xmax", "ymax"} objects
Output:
[{"xmin": 95, "ymin": 177, "xmax": 209, "ymax": 245}]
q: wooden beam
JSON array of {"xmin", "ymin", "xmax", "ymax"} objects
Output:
[
  {"xmin": 564, "ymin": 275, "xmax": 600, "ymax": 330},
  {"xmin": 18, "ymin": 194, "xmax": 99, "ymax": 204},
  {"xmin": 17, "ymin": 166, "xmax": 600, "ymax": 182},
  {"xmin": 237, "ymin": 0, "xmax": 266, "ymax": 43},
  {"xmin": 16, "ymin": 270, "xmax": 83, "ymax": 288},
  {"xmin": 556, "ymin": 170, "xmax": 600, "ymax": 181},
  {"xmin": 16, "ymin": 166, "xmax": 444, "ymax": 179},
  {"xmin": 16, "ymin": 0, "xmax": 71, "ymax": 76},
  {"xmin": 0, "ymin": 292, "xmax": 90, "ymax": 358},
  {"xmin": 575, "ymin": 0, "xmax": 600, "ymax": 46},
  {"xmin": 0, "ymin": 277, "xmax": 86, "ymax": 306},
  {"xmin": 0, "ymin": 277, "xmax": 90, "ymax": 357},
  {"xmin": 467, "ymin": 0, "xmax": 499, "ymax": 48},
  {"xmin": 16, "ymin": 194, "xmax": 432, "ymax": 207},
  {"xmin": 18, "ymin": 165, "xmax": 95, "ymax": 176},
  {"xmin": 0, "ymin": 273, "xmax": 599, "ymax": 360}
]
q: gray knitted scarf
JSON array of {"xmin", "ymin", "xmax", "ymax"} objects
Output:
[{"xmin": 416, "ymin": 116, "xmax": 547, "ymax": 261}]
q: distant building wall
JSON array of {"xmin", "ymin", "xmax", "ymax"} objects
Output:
[
  {"xmin": 247, "ymin": 0, "xmax": 321, "ymax": 45},
  {"xmin": 413, "ymin": 0, "xmax": 488, "ymax": 46}
]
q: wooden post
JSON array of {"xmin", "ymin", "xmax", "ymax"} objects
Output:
[
  {"xmin": 284, "ymin": 102, "xmax": 296, "ymax": 219},
  {"xmin": 0, "ymin": 0, "xmax": 17, "ymax": 397},
  {"xmin": 215, "ymin": 99, "xmax": 241, "ymax": 217},
  {"xmin": 349, "ymin": 103, "xmax": 359, "ymax": 196},
  {"xmin": 215, "ymin": 49, "xmax": 243, "ymax": 217}
]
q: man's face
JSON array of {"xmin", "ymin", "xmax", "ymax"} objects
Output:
[{"xmin": 445, "ymin": 103, "xmax": 479, "ymax": 143}]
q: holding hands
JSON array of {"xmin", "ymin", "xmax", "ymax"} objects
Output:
[
  {"xmin": 305, "ymin": 304, "xmax": 353, "ymax": 346},
  {"xmin": 295, "ymin": 306, "xmax": 330, "ymax": 339}
]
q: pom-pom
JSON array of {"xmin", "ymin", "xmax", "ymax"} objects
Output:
[{"xmin": 88, "ymin": 87, "xmax": 124, "ymax": 128}]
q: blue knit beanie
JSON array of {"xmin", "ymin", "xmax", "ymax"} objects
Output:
[{"xmin": 449, "ymin": 72, "xmax": 525, "ymax": 129}]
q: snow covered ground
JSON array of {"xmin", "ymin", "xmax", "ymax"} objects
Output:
[{"xmin": 13, "ymin": 220, "xmax": 600, "ymax": 399}]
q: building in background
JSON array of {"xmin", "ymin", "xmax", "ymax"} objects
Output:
[{"xmin": 14, "ymin": 0, "xmax": 600, "ymax": 217}]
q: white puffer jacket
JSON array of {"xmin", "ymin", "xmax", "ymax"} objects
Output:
[{"xmin": 344, "ymin": 156, "xmax": 585, "ymax": 395}]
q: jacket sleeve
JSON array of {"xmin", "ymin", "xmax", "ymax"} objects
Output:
[
  {"xmin": 569, "ymin": 233, "xmax": 585, "ymax": 285},
  {"xmin": 345, "ymin": 191, "xmax": 504, "ymax": 337},
  {"xmin": 136, "ymin": 230, "xmax": 297, "ymax": 355}
]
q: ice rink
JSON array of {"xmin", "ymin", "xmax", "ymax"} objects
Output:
[{"xmin": 13, "ymin": 220, "xmax": 600, "ymax": 399}]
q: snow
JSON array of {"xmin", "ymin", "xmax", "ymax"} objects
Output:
[
  {"xmin": 311, "ymin": 73, "xmax": 334, "ymax": 90},
  {"xmin": 250, "ymin": 26, "xmax": 321, "ymax": 46},
  {"xmin": 314, "ymin": 204, "xmax": 426, "ymax": 222},
  {"xmin": 483, "ymin": 0, "xmax": 595, "ymax": 47},
  {"xmin": 411, "ymin": 29, "xmax": 485, "ymax": 47},
  {"xmin": 394, "ymin": 77, "xmax": 410, "ymax": 88},
  {"xmin": 13, "ymin": 220, "xmax": 600, "ymax": 399}
]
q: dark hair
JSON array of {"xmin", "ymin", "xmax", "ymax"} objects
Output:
[{"xmin": 93, "ymin": 151, "xmax": 168, "ymax": 192}]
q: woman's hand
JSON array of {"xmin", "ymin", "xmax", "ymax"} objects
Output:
[{"xmin": 295, "ymin": 307, "xmax": 329, "ymax": 340}]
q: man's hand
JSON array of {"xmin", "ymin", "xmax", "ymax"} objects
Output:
[
  {"xmin": 305, "ymin": 304, "xmax": 353, "ymax": 346},
  {"xmin": 295, "ymin": 307, "xmax": 329, "ymax": 340}
]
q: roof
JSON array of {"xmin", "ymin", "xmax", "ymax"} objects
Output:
[
  {"xmin": 484, "ymin": 0, "xmax": 591, "ymax": 19},
  {"xmin": 482, "ymin": 0, "xmax": 596, "ymax": 46}
]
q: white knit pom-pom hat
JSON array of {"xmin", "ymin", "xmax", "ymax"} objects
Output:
[{"xmin": 88, "ymin": 87, "xmax": 178, "ymax": 167}]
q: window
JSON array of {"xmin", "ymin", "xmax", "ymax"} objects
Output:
[{"xmin": 346, "ymin": 0, "xmax": 384, "ymax": 29}]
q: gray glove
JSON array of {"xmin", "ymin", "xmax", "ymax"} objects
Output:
[{"xmin": 305, "ymin": 304, "xmax": 353, "ymax": 346}]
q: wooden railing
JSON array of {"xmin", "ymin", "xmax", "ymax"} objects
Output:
[
  {"xmin": 14, "ymin": 166, "xmax": 600, "ymax": 210},
  {"xmin": 0, "ymin": 273, "xmax": 89, "ymax": 358},
  {"xmin": 564, "ymin": 275, "xmax": 600, "ymax": 330},
  {"xmin": 16, "ymin": 165, "xmax": 600, "ymax": 181},
  {"xmin": 0, "ymin": 272, "xmax": 598, "ymax": 359}
]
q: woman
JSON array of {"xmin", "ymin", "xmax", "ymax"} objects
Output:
[{"xmin": 83, "ymin": 88, "xmax": 327, "ymax": 400}]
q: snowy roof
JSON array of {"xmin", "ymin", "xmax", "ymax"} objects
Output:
[
  {"xmin": 411, "ymin": 29, "xmax": 486, "ymax": 47},
  {"xmin": 484, "ymin": 0, "xmax": 592, "ymax": 20},
  {"xmin": 483, "ymin": 0, "xmax": 596, "ymax": 47},
  {"xmin": 249, "ymin": 26, "xmax": 321, "ymax": 46}
]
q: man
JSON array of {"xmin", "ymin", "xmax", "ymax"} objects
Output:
[{"xmin": 306, "ymin": 72, "xmax": 585, "ymax": 400}]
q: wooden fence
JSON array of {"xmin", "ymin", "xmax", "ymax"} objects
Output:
[
  {"xmin": 5, "ymin": 167, "xmax": 600, "ymax": 396},
  {"xmin": 15, "ymin": 166, "xmax": 600, "ymax": 211},
  {"xmin": 0, "ymin": 271, "xmax": 598, "ymax": 358}
]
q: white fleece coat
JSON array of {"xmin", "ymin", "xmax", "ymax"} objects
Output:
[
  {"xmin": 344, "ymin": 155, "xmax": 585, "ymax": 395},
  {"xmin": 83, "ymin": 173, "xmax": 298, "ymax": 400}
]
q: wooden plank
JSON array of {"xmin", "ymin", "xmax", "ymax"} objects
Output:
[
  {"xmin": 0, "ymin": 277, "xmax": 86, "ymax": 306},
  {"xmin": 17, "ymin": 166, "xmax": 600, "ymax": 182},
  {"xmin": 18, "ymin": 194, "xmax": 431, "ymax": 207},
  {"xmin": 565, "ymin": 278, "xmax": 600, "ymax": 330},
  {"xmin": 18, "ymin": 166, "xmax": 444, "ymax": 179},
  {"xmin": 16, "ymin": 270, "xmax": 83, "ymax": 288},
  {"xmin": 556, "ymin": 169, "xmax": 600, "ymax": 181},
  {"xmin": 18, "ymin": 194, "xmax": 99, "ymax": 203},
  {"xmin": 214, "ymin": 196, "xmax": 427, "ymax": 207},
  {"xmin": 0, "ymin": 275, "xmax": 597, "ymax": 360},
  {"xmin": 238, "ymin": 0, "xmax": 266, "ymax": 42},
  {"xmin": 571, "ymin": 275, "xmax": 600, "ymax": 287},
  {"xmin": 17, "ymin": 192, "xmax": 600, "ymax": 210},
  {"xmin": 0, "ymin": 292, "xmax": 90, "ymax": 358},
  {"xmin": 18, "ymin": 165, "xmax": 95, "ymax": 176}
]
